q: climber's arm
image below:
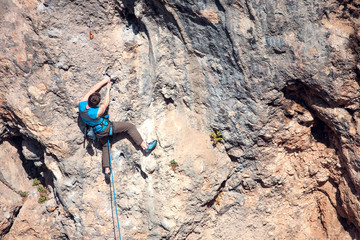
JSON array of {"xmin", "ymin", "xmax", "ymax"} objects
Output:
[
  {"xmin": 96, "ymin": 82, "xmax": 111, "ymax": 118},
  {"xmin": 79, "ymin": 76, "xmax": 110, "ymax": 103}
]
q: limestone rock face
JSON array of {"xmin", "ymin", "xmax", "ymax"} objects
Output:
[
  {"xmin": 0, "ymin": 141, "xmax": 33, "ymax": 193},
  {"xmin": 0, "ymin": 181, "xmax": 22, "ymax": 237},
  {"xmin": 1, "ymin": 0, "xmax": 360, "ymax": 239}
]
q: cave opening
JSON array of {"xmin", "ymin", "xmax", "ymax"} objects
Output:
[
  {"xmin": 6, "ymin": 135, "xmax": 51, "ymax": 189},
  {"xmin": 310, "ymin": 118, "xmax": 333, "ymax": 149},
  {"xmin": 282, "ymin": 80, "xmax": 336, "ymax": 149}
]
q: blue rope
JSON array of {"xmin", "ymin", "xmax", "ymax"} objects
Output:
[{"xmin": 108, "ymin": 136, "xmax": 122, "ymax": 240}]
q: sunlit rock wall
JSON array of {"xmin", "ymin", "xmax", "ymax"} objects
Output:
[{"xmin": 1, "ymin": 0, "xmax": 360, "ymax": 239}]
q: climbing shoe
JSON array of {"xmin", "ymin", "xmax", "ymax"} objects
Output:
[
  {"xmin": 144, "ymin": 140, "xmax": 157, "ymax": 154},
  {"xmin": 105, "ymin": 173, "xmax": 111, "ymax": 183}
]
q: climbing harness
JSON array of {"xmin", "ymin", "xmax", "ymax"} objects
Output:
[
  {"xmin": 80, "ymin": 107, "xmax": 110, "ymax": 134},
  {"xmin": 108, "ymin": 123, "xmax": 122, "ymax": 240},
  {"xmin": 80, "ymin": 112, "xmax": 109, "ymax": 150}
]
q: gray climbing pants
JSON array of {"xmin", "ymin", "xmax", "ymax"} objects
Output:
[{"xmin": 97, "ymin": 121, "xmax": 144, "ymax": 169}]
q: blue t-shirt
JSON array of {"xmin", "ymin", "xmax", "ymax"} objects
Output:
[{"xmin": 79, "ymin": 101, "xmax": 108, "ymax": 133}]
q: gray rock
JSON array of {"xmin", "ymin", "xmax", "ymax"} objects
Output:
[{"xmin": 21, "ymin": 138, "xmax": 44, "ymax": 162}]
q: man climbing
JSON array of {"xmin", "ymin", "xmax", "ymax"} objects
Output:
[{"xmin": 78, "ymin": 76, "xmax": 157, "ymax": 181}]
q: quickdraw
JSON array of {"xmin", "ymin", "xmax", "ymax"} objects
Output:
[{"xmin": 89, "ymin": 20, "xmax": 94, "ymax": 40}]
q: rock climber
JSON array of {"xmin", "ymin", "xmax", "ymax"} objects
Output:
[{"xmin": 78, "ymin": 76, "xmax": 157, "ymax": 181}]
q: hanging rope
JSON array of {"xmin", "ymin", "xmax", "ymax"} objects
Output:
[{"xmin": 108, "ymin": 133, "xmax": 122, "ymax": 240}]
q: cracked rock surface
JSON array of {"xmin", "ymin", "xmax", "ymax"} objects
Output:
[{"xmin": 1, "ymin": 0, "xmax": 360, "ymax": 239}]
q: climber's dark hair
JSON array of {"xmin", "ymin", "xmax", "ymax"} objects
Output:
[{"xmin": 88, "ymin": 92, "xmax": 101, "ymax": 107}]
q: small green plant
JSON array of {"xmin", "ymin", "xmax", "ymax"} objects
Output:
[
  {"xmin": 169, "ymin": 160, "xmax": 179, "ymax": 171},
  {"xmin": 32, "ymin": 178, "xmax": 41, "ymax": 186},
  {"xmin": 5, "ymin": 65, "xmax": 9, "ymax": 71},
  {"xmin": 37, "ymin": 185, "xmax": 44, "ymax": 192},
  {"xmin": 38, "ymin": 193, "xmax": 48, "ymax": 204},
  {"xmin": 19, "ymin": 191, "xmax": 28, "ymax": 198},
  {"xmin": 211, "ymin": 130, "xmax": 223, "ymax": 144},
  {"xmin": 37, "ymin": 185, "xmax": 49, "ymax": 204}
]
